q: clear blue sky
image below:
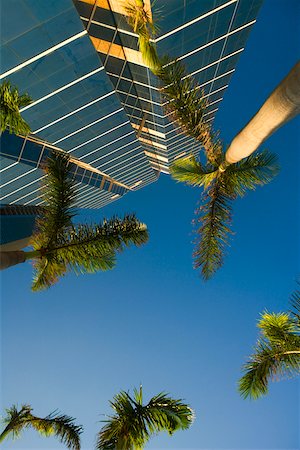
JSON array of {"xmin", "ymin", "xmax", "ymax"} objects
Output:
[{"xmin": 1, "ymin": 1, "xmax": 299, "ymax": 449}]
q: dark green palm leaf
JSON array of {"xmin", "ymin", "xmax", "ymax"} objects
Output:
[
  {"xmin": 193, "ymin": 179, "xmax": 233, "ymax": 280},
  {"xmin": 156, "ymin": 59, "xmax": 221, "ymax": 164},
  {"xmin": 96, "ymin": 387, "xmax": 193, "ymax": 450},
  {"xmin": 171, "ymin": 150, "xmax": 278, "ymax": 280},
  {"xmin": 31, "ymin": 151, "xmax": 76, "ymax": 250},
  {"xmin": 31, "ymin": 215, "xmax": 148, "ymax": 291},
  {"xmin": 223, "ymin": 150, "xmax": 279, "ymax": 197},
  {"xmin": 0, "ymin": 80, "xmax": 31, "ymax": 134}
]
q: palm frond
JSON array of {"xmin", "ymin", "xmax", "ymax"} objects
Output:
[
  {"xmin": 1, "ymin": 405, "xmax": 32, "ymax": 440},
  {"xmin": 29, "ymin": 411, "xmax": 82, "ymax": 450},
  {"xmin": 96, "ymin": 390, "xmax": 147, "ymax": 450},
  {"xmin": 258, "ymin": 311, "xmax": 298, "ymax": 343},
  {"xmin": 156, "ymin": 60, "xmax": 222, "ymax": 164},
  {"xmin": 290, "ymin": 290, "xmax": 300, "ymax": 322},
  {"xmin": 96, "ymin": 387, "xmax": 193, "ymax": 450},
  {"xmin": 0, "ymin": 81, "xmax": 31, "ymax": 134},
  {"xmin": 193, "ymin": 179, "xmax": 233, "ymax": 280},
  {"xmin": 124, "ymin": 3, "xmax": 221, "ymax": 164},
  {"xmin": 239, "ymin": 298, "xmax": 300, "ymax": 400},
  {"xmin": 31, "ymin": 215, "xmax": 148, "ymax": 291},
  {"xmin": 31, "ymin": 152, "xmax": 76, "ymax": 250},
  {"xmin": 239, "ymin": 338, "xmax": 300, "ymax": 399},
  {"xmin": 170, "ymin": 155, "xmax": 218, "ymax": 189},
  {"xmin": 124, "ymin": 1, "xmax": 160, "ymax": 72},
  {"xmin": 0, "ymin": 405, "xmax": 82, "ymax": 449},
  {"xmin": 146, "ymin": 392, "xmax": 195, "ymax": 433},
  {"xmin": 31, "ymin": 255, "xmax": 68, "ymax": 292},
  {"xmin": 223, "ymin": 150, "xmax": 279, "ymax": 197}
]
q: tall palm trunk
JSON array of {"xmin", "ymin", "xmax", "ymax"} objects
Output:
[
  {"xmin": 225, "ymin": 61, "xmax": 300, "ymax": 164},
  {"xmin": 0, "ymin": 250, "xmax": 40, "ymax": 270},
  {"xmin": 0, "ymin": 251, "xmax": 26, "ymax": 270}
]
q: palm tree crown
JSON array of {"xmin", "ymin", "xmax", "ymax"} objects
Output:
[
  {"xmin": 171, "ymin": 151, "xmax": 279, "ymax": 279},
  {"xmin": 239, "ymin": 291, "xmax": 300, "ymax": 399},
  {"xmin": 0, "ymin": 152, "xmax": 149, "ymax": 291},
  {"xmin": 0, "ymin": 404, "xmax": 83, "ymax": 449},
  {"xmin": 0, "ymin": 80, "xmax": 31, "ymax": 134},
  {"xmin": 96, "ymin": 386, "xmax": 194, "ymax": 449},
  {"xmin": 124, "ymin": 1, "xmax": 279, "ymax": 280}
]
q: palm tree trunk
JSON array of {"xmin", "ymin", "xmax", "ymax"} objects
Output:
[
  {"xmin": 0, "ymin": 251, "xmax": 26, "ymax": 270},
  {"xmin": 0, "ymin": 424, "xmax": 12, "ymax": 442},
  {"xmin": 0, "ymin": 249, "xmax": 41, "ymax": 270},
  {"xmin": 225, "ymin": 61, "xmax": 300, "ymax": 164}
]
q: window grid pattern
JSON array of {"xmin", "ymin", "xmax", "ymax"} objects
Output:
[
  {"xmin": 75, "ymin": 0, "xmax": 263, "ymax": 172},
  {"xmin": 0, "ymin": 0, "xmax": 262, "ymax": 210}
]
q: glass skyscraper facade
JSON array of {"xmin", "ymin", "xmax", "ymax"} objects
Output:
[{"xmin": 0, "ymin": 0, "xmax": 263, "ymax": 224}]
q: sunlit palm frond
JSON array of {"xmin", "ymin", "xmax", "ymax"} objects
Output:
[
  {"xmin": 0, "ymin": 405, "xmax": 82, "ymax": 449},
  {"xmin": 258, "ymin": 311, "xmax": 299, "ymax": 343},
  {"xmin": 223, "ymin": 150, "xmax": 279, "ymax": 197},
  {"xmin": 193, "ymin": 179, "xmax": 233, "ymax": 280},
  {"xmin": 145, "ymin": 392, "xmax": 195, "ymax": 433},
  {"xmin": 239, "ymin": 301, "xmax": 300, "ymax": 399},
  {"xmin": 29, "ymin": 411, "xmax": 82, "ymax": 450},
  {"xmin": 239, "ymin": 338, "xmax": 300, "ymax": 399},
  {"xmin": 0, "ymin": 81, "xmax": 31, "ymax": 134},
  {"xmin": 1, "ymin": 405, "xmax": 32, "ymax": 440},
  {"xmin": 96, "ymin": 387, "xmax": 193, "ymax": 450},
  {"xmin": 124, "ymin": 1, "xmax": 160, "ymax": 72},
  {"xmin": 170, "ymin": 155, "xmax": 218, "ymax": 189},
  {"xmin": 32, "ymin": 152, "xmax": 76, "ymax": 250}
]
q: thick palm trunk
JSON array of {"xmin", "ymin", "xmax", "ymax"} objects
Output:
[
  {"xmin": 225, "ymin": 61, "xmax": 300, "ymax": 164},
  {"xmin": 0, "ymin": 251, "xmax": 26, "ymax": 270},
  {"xmin": 0, "ymin": 250, "xmax": 40, "ymax": 270}
]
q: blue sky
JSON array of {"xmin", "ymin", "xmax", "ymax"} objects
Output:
[{"xmin": 1, "ymin": 0, "xmax": 299, "ymax": 449}]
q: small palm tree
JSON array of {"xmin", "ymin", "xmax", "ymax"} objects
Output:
[
  {"xmin": 0, "ymin": 80, "xmax": 31, "ymax": 134},
  {"xmin": 96, "ymin": 386, "xmax": 194, "ymax": 449},
  {"xmin": 0, "ymin": 404, "xmax": 82, "ymax": 449},
  {"xmin": 0, "ymin": 153, "xmax": 149, "ymax": 291},
  {"xmin": 239, "ymin": 291, "xmax": 300, "ymax": 399}
]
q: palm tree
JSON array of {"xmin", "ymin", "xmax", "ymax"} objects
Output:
[
  {"xmin": 96, "ymin": 386, "xmax": 194, "ymax": 449},
  {"xmin": 225, "ymin": 61, "xmax": 300, "ymax": 165},
  {"xmin": 124, "ymin": 2, "xmax": 219, "ymax": 163},
  {"xmin": 170, "ymin": 151, "xmax": 279, "ymax": 279},
  {"xmin": 0, "ymin": 404, "xmax": 82, "ymax": 449},
  {"xmin": 239, "ymin": 291, "xmax": 300, "ymax": 399},
  {"xmin": 124, "ymin": 1, "xmax": 279, "ymax": 280},
  {"xmin": 0, "ymin": 152, "xmax": 149, "ymax": 291},
  {"xmin": 0, "ymin": 80, "xmax": 31, "ymax": 134}
]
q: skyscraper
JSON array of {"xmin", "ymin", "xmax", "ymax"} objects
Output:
[{"xmin": 0, "ymin": 0, "xmax": 263, "ymax": 246}]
